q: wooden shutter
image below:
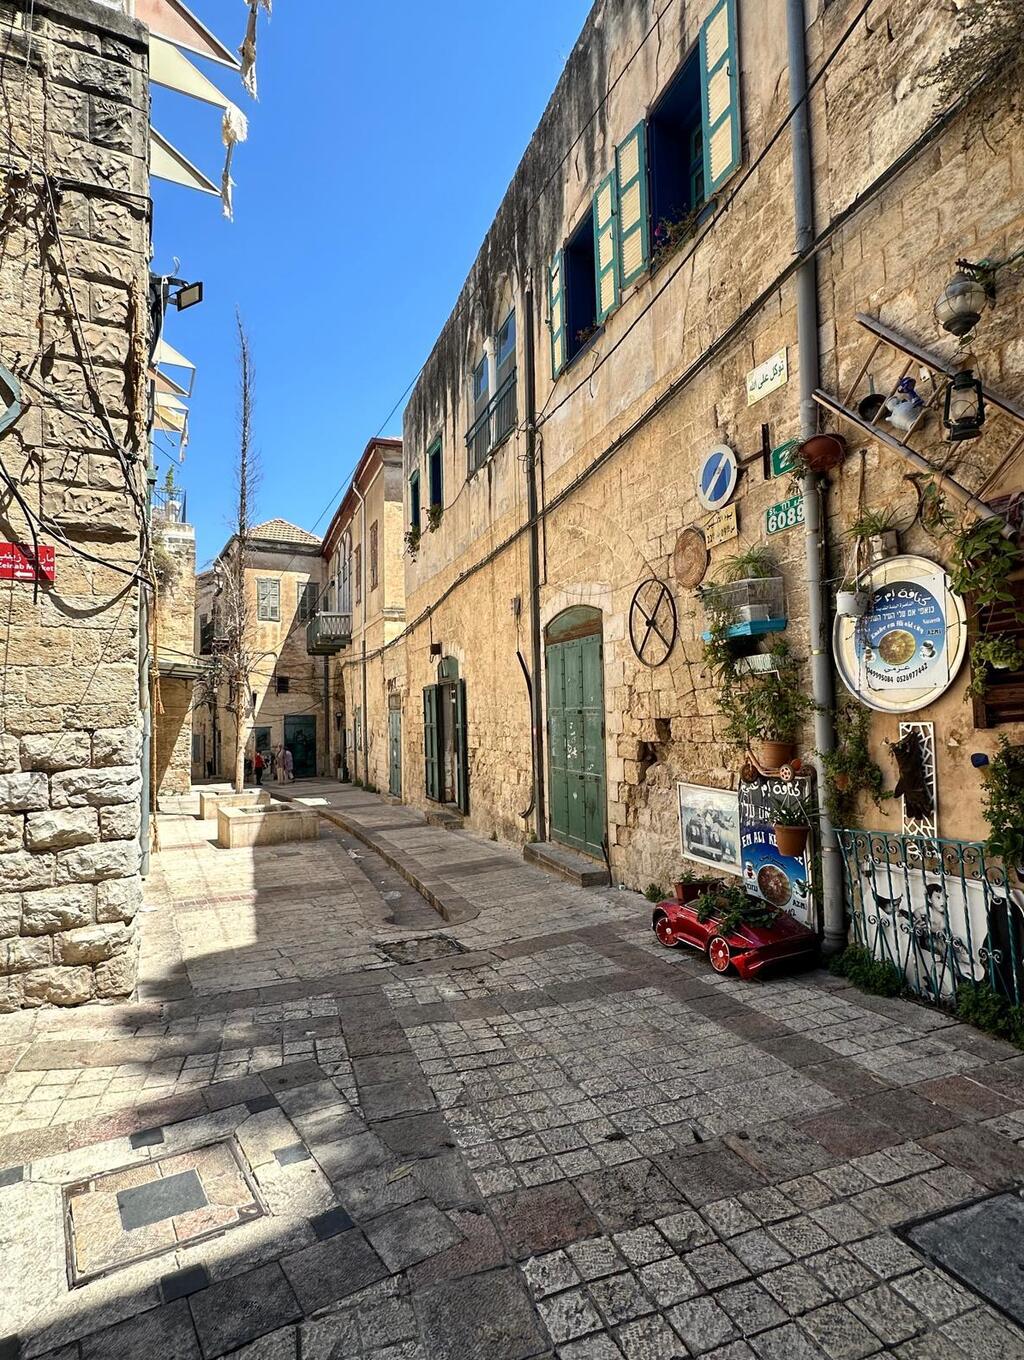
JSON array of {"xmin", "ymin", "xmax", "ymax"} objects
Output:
[
  {"xmin": 616, "ymin": 122, "xmax": 649, "ymax": 289},
  {"xmin": 700, "ymin": 0, "xmax": 741, "ymax": 196},
  {"xmin": 454, "ymin": 678, "xmax": 469, "ymax": 815},
  {"xmin": 549, "ymin": 250, "xmax": 566, "ymax": 379},
  {"xmin": 423, "ymin": 685, "xmax": 441, "ymax": 801},
  {"xmin": 593, "ymin": 172, "xmax": 620, "ymax": 322}
]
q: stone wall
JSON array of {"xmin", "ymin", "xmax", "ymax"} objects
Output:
[
  {"xmin": 0, "ymin": 0, "xmax": 149, "ymax": 1008},
  {"xmin": 154, "ymin": 519, "xmax": 197, "ymax": 799},
  {"xmin": 389, "ymin": 0, "xmax": 1024, "ymax": 904}
]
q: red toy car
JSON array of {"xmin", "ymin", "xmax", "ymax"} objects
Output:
[{"xmin": 651, "ymin": 897, "xmax": 818, "ymax": 979}]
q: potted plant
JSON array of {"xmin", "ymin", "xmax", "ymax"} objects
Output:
[
  {"xmin": 795, "ymin": 432, "xmax": 847, "ymax": 473},
  {"xmin": 848, "ymin": 507, "xmax": 901, "ymax": 563},
  {"xmin": 699, "ymin": 547, "xmax": 786, "ymax": 632},
  {"xmin": 981, "ymin": 737, "xmax": 1024, "ymax": 876},
  {"xmin": 404, "ymin": 526, "xmax": 421, "ymax": 558},
  {"xmin": 818, "ymin": 702, "xmax": 890, "ymax": 828},
  {"xmin": 770, "ymin": 795, "xmax": 811, "ymax": 857},
  {"xmin": 673, "ymin": 866, "xmax": 719, "ymax": 904},
  {"xmin": 693, "ymin": 881, "xmax": 779, "ymax": 935},
  {"xmin": 968, "ymin": 636, "xmax": 1024, "ymax": 698},
  {"xmin": 735, "ymin": 643, "xmax": 816, "ymax": 768},
  {"xmin": 836, "ymin": 578, "xmax": 870, "ymax": 620}
]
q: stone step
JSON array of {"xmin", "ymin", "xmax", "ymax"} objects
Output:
[
  {"xmin": 523, "ymin": 840, "xmax": 610, "ymax": 887},
  {"xmin": 424, "ymin": 807, "xmax": 464, "ymax": 832}
]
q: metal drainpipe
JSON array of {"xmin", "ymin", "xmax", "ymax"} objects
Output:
[
  {"xmin": 524, "ymin": 283, "xmax": 546, "ymax": 842},
  {"xmin": 323, "ymin": 655, "xmax": 330, "ymax": 777},
  {"xmin": 353, "ymin": 483, "xmax": 369, "ymax": 783},
  {"xmin": 787, "ymin": 0, "xmax": 845, "ymax": 953},
  {"xmin": 139, "ymin": 587, "xmax": 151, "ymax": 876}
]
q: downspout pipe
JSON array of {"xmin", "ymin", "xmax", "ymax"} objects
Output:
[
  {"xmin": 524, "ymin": 283, "xmax": 546, "ymax": 842},
  {"xmin": 353, "ymin": 481, "xmax": 369, "ymax": 783},
  {"xmin": 787, "ymin": 0, "xmax": 845, "ymax": 954}
]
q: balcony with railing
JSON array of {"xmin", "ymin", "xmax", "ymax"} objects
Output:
[
  {"xmin": 306, "ymin": 610, "xmax": 352, "ymax": 656},
  {"xmin": 465, "ymin": 368, "xmax": 517, "ymax": 475},
  {"xmin": 152, "ymin": 484, "xmax": 187, "ymax": 525}
]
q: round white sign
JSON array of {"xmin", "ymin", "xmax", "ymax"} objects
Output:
[
  {"xmin": 697, "ymin": 444, "xmax": 738, "ymax": 512},
  {"xmin": 833, "ymin": 554, "xmax": 967, "ymax": 713}
]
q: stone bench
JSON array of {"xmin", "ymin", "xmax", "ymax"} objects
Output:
[
  {"xmin": 199, "ymin": 789, "xmax": 271, "ymax": 820},
  {"xmin": 216, "ymin": 803, "xmax": 321, "ymax": 849}
]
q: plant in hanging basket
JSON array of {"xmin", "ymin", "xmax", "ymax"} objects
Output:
[
  {"xmin": 817, "ymin": 702, "xmax": 890, "ymax": 828},
  {"xmin": 770, "ymin": 794, "xmax": 811, "ymax": 857},
  {"xmin": 968, "ymin": 635, "xmax": 1024, "ymax": 698},
  {"xmin": 731, "ymin": 643, "xmax": 815, "ymax": 766},
  {"xmin": 796, "ymin": 432, "xmax": 847, "ymax": 473},
  {"xmin": 836, "ymin": 579, "xmax": 871, "ymax": 620}
]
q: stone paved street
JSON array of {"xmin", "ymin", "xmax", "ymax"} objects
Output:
[{"xmin": 3, "ymin": 785, "xmax": 1024, "ymax": 1358}]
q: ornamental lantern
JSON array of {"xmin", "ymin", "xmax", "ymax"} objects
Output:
[
  {"xmin": 943, "ymin": 369, "xmax": 986, "ymax": 442},
  {"xmin": 934, "ymin": 270, "xmax": 988, "ymax": 338}
]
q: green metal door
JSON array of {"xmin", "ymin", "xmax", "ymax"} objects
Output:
[
  {"xmin": 283, "ymin": 715, "xmax": 316, "ymax": 779},
  {"xmin": 547, "ymin": 629, "xmax": 606, "ymax": 858},
  {"xmin": 388, "ymin": 706, "xmax": 402, "ymax": 798}
]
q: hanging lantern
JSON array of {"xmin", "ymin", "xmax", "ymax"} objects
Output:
[
  {"xmin": 934, "ymin": 270, "xmax": 988, "ymax": 338},
  {"xmin": 943, "ymin": 370, "xmax": 986, "ymax": 442}
]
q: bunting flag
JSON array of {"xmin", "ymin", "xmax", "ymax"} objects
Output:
[
  {"xmin": 149, "ymin": 35, "xmax": 233, "ymax": 108},
  {"xmin": 153, "ymin": 392, "xmax": 188, "ymax": 434},
  {"xmin": 135, "ymin": 0, "xmax": 239, "ymax": 69},
  {"xmin": 150, "ymin": 128, "xmax": 219, "ymax": 197}
]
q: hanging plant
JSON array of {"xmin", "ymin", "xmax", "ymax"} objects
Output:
[
  {"xmin": 769, "ymin": 794, "xmax": 811, "ymax": 857},
  {"xmin": 981, "ymin": 736, "xmax": 1024, "ymax": 873},
  {"xmin": 945, "ymin": 512, "xmax": 1023, "ymax": 613},
  {"xmin": 967, "ymin": 636, "xmax": 1024, "ymax": 698},
  {"xmin": 427, "ymin": 504, "xmax": 444, "ymax": 533},
  {"xmin": 817, "ymin": 702, "xmax": 890, "ymax": 828},
  {"xmin": 404, "ymin": 526, "xmax": 421, "ymax": 558}
]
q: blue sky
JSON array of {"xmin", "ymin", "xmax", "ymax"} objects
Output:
[{"xmin": 151, "ymin": 1, "xmax": 593, "ymax": 565}]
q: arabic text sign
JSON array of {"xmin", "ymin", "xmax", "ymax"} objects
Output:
[
  {"xmin": 738, "ymin": 776, "xmax": 812, "ymax": 925},
  {"xmin": 746, "ymin": 348, "xmax": 788, "ymax": 405},
  {"xmin": 704, "ymin": 504, "xmax": 738, "ymax": 548},
  {"xmin": 0, "ymin": 542, "xmax": 54, "ymax": 583}
]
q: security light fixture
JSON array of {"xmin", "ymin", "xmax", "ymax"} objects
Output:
[
  {"xmin": 943, "ymin": 369, "xmax": 985, "ymax": 442},
  {"xmin": 934, "ymin": 270, "xmax": 987, "ymax": 338},
  {"xmin": 170, "ymin": 279, "xmax": 204, "ymax": 311}
]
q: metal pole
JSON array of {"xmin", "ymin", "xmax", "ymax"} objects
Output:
[
  {"xmin": 523, "ymin": 284, "xmax": 546, "ymax": 842},
  {"xmin": 788, "ymin": 0, "xmax": 844, "ymax": 954},
  {"xmin": 323, "ymin": 655, "xmax": 330, "ymax": 777}
]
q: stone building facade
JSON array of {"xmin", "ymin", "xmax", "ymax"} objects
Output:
[
  {"xmin": 153, "ymin": 500, "xmax": 200, "ymax": 800},
  {"xmin": 193, "ymin": 520, "xmax": 327, "ymax": 781},
  {"xmin": 377, "ymin": 0, "xmax": 1024, "ymax": 929},
  {"xmin": 0, "ymin": 0, "xmax": 151, "ymax": 1009},
  {"xmin": 318, "ymin": 439, "xmax": 406, "ymax": 793}
]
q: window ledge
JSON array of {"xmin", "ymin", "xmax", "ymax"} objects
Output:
[{"xmin": 565, "ymin": 326, "xmax": 605, "ymax": 373}]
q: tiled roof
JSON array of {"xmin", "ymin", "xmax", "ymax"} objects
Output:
[{"xmin": 250, "ymin": 518, "xmax": 320, "ymax": 546}]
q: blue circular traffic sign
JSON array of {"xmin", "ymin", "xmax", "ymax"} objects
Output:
[{"xmin": 697, "ymin": 444, "xmax": 738, "ymax": 511}]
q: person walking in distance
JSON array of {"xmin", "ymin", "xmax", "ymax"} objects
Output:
[
  {"xmin": 284, "ymin": 747, "xmax": 294, "ymax": 782},
  {"xmin": 253, "ymin": 749, "xmax": 265, "ymax": 786},
  {"xmin": 269, "ymin": 745, "xmax": 280, "ymax": 782}
]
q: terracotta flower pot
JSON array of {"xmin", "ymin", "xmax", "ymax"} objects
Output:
[
  {"xmin": 798, "ymin": 433, "xmax": 847, "ymax": 473},
  {"xmin": 754, "ymin": 739, "xmax": 797, "ymax": 769},
  {"xmin": 834, "ymin": 773, "xmax": 851, "ymax": 791},
  {"xmin": 774, "ymin": 823, "xmax": 810, "ymax": 857},
  {"xmin": 674, "ymin": 879, "xmax": 714, "ymax": 904}
]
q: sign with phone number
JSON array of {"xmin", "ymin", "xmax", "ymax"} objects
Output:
[{"xmin": 766, "ymin": 495, "xmax": 805, "ymax": 536}]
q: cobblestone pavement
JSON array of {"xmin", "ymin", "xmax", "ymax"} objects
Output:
[{"xmin": 3, "ymin": 785, "xmax": 1024, "ymax": 1359}]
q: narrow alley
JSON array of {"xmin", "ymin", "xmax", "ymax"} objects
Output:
[{"xmin": 3, "ymin": 793, "xmax": 1024, "ymax": 1358}]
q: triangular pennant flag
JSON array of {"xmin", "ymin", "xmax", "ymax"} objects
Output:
[
  {"xmin": 136, "ymin": 0, "xmax": 239, "ymax": 69},
  {"xmin": 149, "ymin": 35, "xmax": 232, "ymax": 107},
  {"xmin": 150, "ymin": 128, "xmax": 219, "ymax": 196}
]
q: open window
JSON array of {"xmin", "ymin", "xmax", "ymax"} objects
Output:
[
  {"xmin": 648, "ymin": 48, "xmax": 705, "ymax": 239},
  {"xmin": 565, "ymin": 210, "xmax": 598, "ymax": 364},
  {"xmin": 409, "ymin": 468, "xmax": 421, "ymax": 535},
  {"xmin": 428, "ymin": 439, "xmax": 443, "ymax": 515}
]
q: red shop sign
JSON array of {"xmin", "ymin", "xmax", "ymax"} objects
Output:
[{"xmin": 0, "ymin": 542, "xmax": 55, "ymax": 583}]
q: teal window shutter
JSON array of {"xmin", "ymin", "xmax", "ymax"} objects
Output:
[
  {"xmin": 549, "ymin": 250, "xmax": 566, "ymax": 379},
  {"xmin": 592, "ymin": 172, "xmax": 619, "ymax": 323},
  {"xmin": 700, "ymin": 0, "xmax": 741, "ymax": 196},
  {"xmin": 615, "ymin": 122, "xmax": 650, "ymax": 289},
  {"xmin": 454, "ymin": 678, "xmax": 469, "ymax": 815},
  {"xmin": 423, "ymin": 685, "xmax": 440, "ymax": 801}
]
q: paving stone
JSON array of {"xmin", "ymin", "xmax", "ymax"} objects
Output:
[
  {"xmin": 129, "ymin": 1126, "xmax": 165, "ymax": 1149},
  {"xmin": 661, "ymin": 1146, "xmax": 765, "ymax": 1207},
  {"xmin": 891, "ymin": 1269, "xmax": 974, "ymax": 1326},
  {"xmin": 162, "ymin": 1265, "xmax": 211, "ymax": 1302},
  {"xmin": 410, "ymin": 1205, "xmax": 507, "ymax": 1287},
  {"xmin": 494, "ymin": 1181, "xmax": 601, "ymax": 1258},
  {"xmin": 731, "ymin": 1229, "xmax": 794, "ymax": 1274},
  {"xmin": 846, "ymin": 1236, "xmax": 926, "ymax": 1282},
  {"xmin": 558, "ymin": 1335, "xmax": 625, "ymax": 1360},
  {"xmin": 847, "ymin": 1284, "xmax": 924, "ymax": 1346},
  {"xmin": 761, "ymin": 1263, "xmax": 836, "ymax": 1317},
  {"xmin": 576, "ymin": 1160, "xmax": 690, "ymax": 1230},
  {"xmin": 536, "ymin": 1286, "xmax": 603, "ymax": 1343},
  {"xmin": 309, "ymin": 1205, "xmax": 354, "ymax": 1240},
  {"xmin": 616, "ymin": 1314, "xmax": 688, "ymax": 1359},
  {"xmin": 280, "ymin": 1229, "xmax": 387, "ymax": 1313},
  {"xmin": 188, "ymin": 1264, "xmax": 301, "ymax": 1358},
  {"xmin": 636, "ymin": 1256, "xmax": 700, "ymax": 1307},
  {"xmin": 220, "ymin": 1325, "xmax": 298, "ymax": 1359},
  {"xmin": 586, "ymin": 1271, "xmax": 656, "ymax": 1325},
  {"xmin": 893, "ymin": 1333, "xmax": 972, "ymax": 1360},
  {"xmin": 751, "ymin": 1323, "xmax": 829, "ymax": 1358},
  {"xmin": 725, "ymin": 1126, "xmax": 834, "ymax": 1182},
  {"xmin": 80, "ymin": 1300, "xmax": 200, "ymax": 1360},
  {"xmin": 330, "ymin": 1161, "xmax": 424, "ymax": 1218},
  {"xmin": 800, "ymin": 1302, "xmax": 885, "ymax": 1359},
  {"xmin": 364, "ymin": 1199, "xmax": 463, "ymax": 1270},
  {"xmin": 942, "ymin": 1308, "xmax": 1024, "ymax": 1360},
  {"xmin": 567, "ymin": 1236, "xmax": 627, "ymax": 1281},
  {"xmin": 522, "ymin": 1249, "xmax": 582, "ymax": 1298},
  {"xmin": 0, "ymin": 1165, "xmax": 24, "ymax": 1188},
  {"xmin": 767, "ymin": 1216, "xmax": 836, "ymax": 1259},
  {"xmin": 412, "ymin": 1150, "xmax": 480, "ymax": 1207},
  {"xmin": 413, "ymin": 1266, "xmax": 548, "ymax": 1360},
  {"xmin": 273, "ymin": 1144, "xmax": 311, "ymax": 1167},
  {"xmin": 667, "ymin": 1296, "xmax": 738, "ymax": 1354},
  {"xmin": 377, "ymin": 1111, "xmax": 456, "ymax": 1157},
  {"xmin": 685, "ymin": 1243, "xmax": 751, "ymax": 1289},
  {"xmin": 912, "ymin": 1075, "xmax": 1017, "ymax": 1122},
  {"xmin": 245, "ymin": 1095, "xmax": 279, "ymax": 1115},
  {"xmin": 918, "ymin": 1124, "xmax": 1024, "ymax": 1190},
  {"xmin": 799, "ymin": 1111, "xmax": 902, "ymax": 1160}
]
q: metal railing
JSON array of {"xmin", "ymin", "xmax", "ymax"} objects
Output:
[
  {"xmin": 152, "ymin": 485, "xmax": 187, "ymax": 524},
  {"xmin": 837, "ymin": 829, "xmax": 1024, "ymax": 1006},
  {"xmin": 306, "ymin": 610, "xmax": 352, "ymax": 656},
  {"xmin": 465, "ymin": 369, "xmax": 517, "ymax": 474}
]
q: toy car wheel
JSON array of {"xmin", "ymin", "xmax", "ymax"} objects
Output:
[
  {"xmin": 654, "ymin": 913, "xmax": 679, "ymax": 948},
  {"xmin": 707, "ymin": 935, "xmax": 731, "ymax": 974},
  {"xmin": 779, "ymin": 763, "xmax": 795, "ymax": 782}
]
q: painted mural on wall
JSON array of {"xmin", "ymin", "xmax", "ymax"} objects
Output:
[
  {"xmin": 844, "ymin": 840, "xmax": 1024, "ymax": 1004},
  {"xmin": 738, "ymin": 777, "xmax": 812, "ymax": 925},
  {"xmin": 833, "ymin": 555, "xmax": 967, "ymax": 714},
  {"xmin": 677, "ymin": 784, "xmax": 741, "ymax": 876}
]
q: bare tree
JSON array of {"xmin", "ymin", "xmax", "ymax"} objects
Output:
[{"xmin": 215, "ymin": 313, "xmax": 261, "ymax": 792}]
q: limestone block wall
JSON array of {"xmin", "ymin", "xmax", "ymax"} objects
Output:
[
  {"xmin": 155, "ymin": 522, "xmax": 197, "ymax": 799},
  {"xmin": 0, "ymin": 0, "xmax": 149, "ymax": 1009}
]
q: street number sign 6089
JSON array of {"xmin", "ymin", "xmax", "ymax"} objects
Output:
[{"xmin": 765, "ymin": 494, "xmax": 805, "ymax": 536}]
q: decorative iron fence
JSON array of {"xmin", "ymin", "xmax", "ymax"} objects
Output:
[
  {"xmin": 152, "ymin": 485, "xmax": 187, "ymax": 524},
  {"xmin": 837, "ymin": 829, "xmax": 1024, "ymax": 1006},
  {"xmin": 465, "ymin": 369, "xmax": 517, "ymax": 474}
]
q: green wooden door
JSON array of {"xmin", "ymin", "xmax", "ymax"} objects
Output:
[
  {"xmin": 547, "ymin": 632, "xmax": 606, "ymax": 858},
  {"xmin": 283, "ymin": 715, "xmax": 316, "ymax": 779},
  {"xmin": 388, "ymin": 706, "xmax": 402, "ymax": 798}
]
